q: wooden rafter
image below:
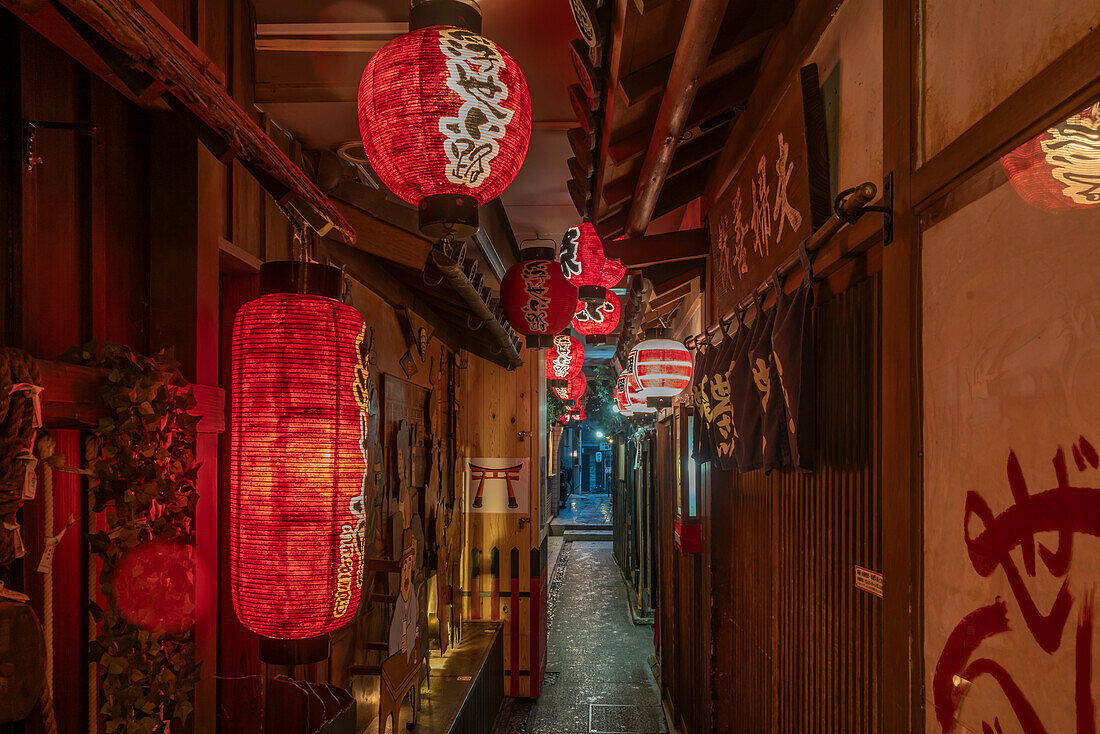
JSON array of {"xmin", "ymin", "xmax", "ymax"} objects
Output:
[
  {"xmin": 595, "ymin": 158, "xmax": 708, "ymax": 239},
  {"xmin": 601, "ymin": 127, "xmax": 726, "ymax": 209},
  {"xmin": 603, "ymin": 228, "xmax": 709, "ymax": 268},
  {"xmin": 17, "ymin": 0, "xmax": 355, "ymax": 242}
]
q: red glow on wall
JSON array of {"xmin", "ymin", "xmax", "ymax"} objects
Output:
[
  {"xmin": 559, "ymin": 222, "xmax": 626, "ymax": 301},
  {"xmin": 230, "ymin": 293, "xmax": 368, "ymax": 640},
  {"xmin": 546, "ymin": 335, "xmax": 584, "ymax": 382},
  {"xmin": 1002, "ymin": 103, "xmax": 1100, "ymax": 211},
  {"xmin": 114, "ymin": 542, "xmax": 195, "ymax": 634},
  {"xmin": 571, "ymin": 293, "xmax": 621, "ymax": 337},
  {"xmin": 357, "ymin": 26, "xmax": 532, "ymax": 207},
  {"xmin": 501, "ymin": 258, "xmax": 578, "ymax": 345}
]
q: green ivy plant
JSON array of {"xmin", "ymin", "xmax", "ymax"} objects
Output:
[
  {"xmin": 63, "ymin": 342, "xmax": 202, "ymax": 734},
  {"xmin": 546, "ymin": 363, "xmax": 632, "ymax": 436}
]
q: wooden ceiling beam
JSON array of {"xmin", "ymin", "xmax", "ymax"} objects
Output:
[
  {"xmin": 603, "ymin": 228, "xmax": 709, "ymax": 268},
  {"xmin": 617, "ymin": 5, "xmax": 778, "ymax": 109},
  {"xmin": 588, "ymin": 0, "xmax": 633, "ymax": 220},
  {"xmin": 703, "ymin": 0, "xmax": 845, "ymax": 210},
  {"xmin": 595, "ymin": 158, "xmax": 708, "ymax": 239},
  {"xmin": 625, "ymin": 0, "xmax": 733, "ymax": 237},
  {"xmin": 569, "ymin": 83, "xmax": 596, "ymax": 134},
  {"xmin": 332, "ymin": 198, "xmax": 432, "ymax": 270},
  {"xmin": 568, "ymin": 126, "xmax": 594, "ymax": 173},
  {"xmin": 601, "ymin": 126, "xmax": 726, "ymax": 209}
]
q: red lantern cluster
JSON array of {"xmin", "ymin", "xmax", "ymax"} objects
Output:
[
  {"xmin": 546, "ymin": 334, "xmax": 584, "ymax": 386},
  {"xmin": 357, "ymin": 24, "xmax": 532, "ymax": 236},
  {"xmin": 1002, "ymin": 102, "xmax": 1100, "ymax": 211},
  {"xmin": 231, "ymin": 264, "xmax": 368, "ymax": 662},
  {"xmin": 571, "ymin": 292, "xmax": 621, "ymax": 342},
  {"xmin": 501, "ymin": 244, "xmax": 578, "ymax": 348},
  {"xmin": 559, "ymin": 222, "xmax": 626, "ymax": 303}
]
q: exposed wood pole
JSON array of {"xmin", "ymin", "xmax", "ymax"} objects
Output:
[{"xmin": 624, "ymin": 0, "xmax": 731, "ymax": 237}]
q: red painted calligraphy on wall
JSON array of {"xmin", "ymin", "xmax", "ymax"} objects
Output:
[{"xmin": 933, "ymin": 436, "xmax": 1100, "ymax": 733}]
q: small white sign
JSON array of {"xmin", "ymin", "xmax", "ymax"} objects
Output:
[{"xmin": 854, "ymin": 565, "xmax": 883, "ymax": 598}]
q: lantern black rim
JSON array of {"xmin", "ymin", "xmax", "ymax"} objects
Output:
[
  {"xmin": 258, "ymin": 635, "xmax": 330, "ymax": 665},
  {"xmin": 578, "ymin": 285, "xmax": 606, "ymax": 304},
  {"xmin": 526, "ymin": 334, "xmax": 554, "ymax": 349},
  {"xmin": 409, "ymin": 0, "xmax": 483, "ymax": 32},
  {"xmin": 419, "ymin": 193, "xmax": 479, "ymax": 239},
  {"xmin": 260, "ymin": 261, "xmax": 343, "ymax": 299},
  {"xmin": 549, "ymin": 378, "xmax": 568, "ymax": 387},
  {"xmin": 646, "ymin": 396, "xmax": 671, "ymax": 408}
]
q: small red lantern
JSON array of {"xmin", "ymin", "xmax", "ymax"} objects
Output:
[
  {"xmin": 501, "ymin": 242, "xmax": 578, "ymax": 348},
  {"xmin": 553, "ymin": 371, "xmax": 587, "ymax": 402},
  {"xmin": 231, "ymin": 262, "xmax": 368, "ymax": 664},
  {"xmin": 1002, "ymin": 102, "xmax": 1100, "ymax": 211},
  {"xmin": 559, "ymin": 222, "xmax": 626, "ymax": 303},
  {"xmin": 571, "ymin": 292, "xmax": 621, "ymax": 344},
  {"xmin": 546, "ymin": 334, "xmax": 584, "ymax": 387},
  {"xmin": 357, "ymin": 6, "xmax": 532, "ymax": 237},
  {"xmin": 630, "ymin": 328, "xmax": 693, "ymax": 408}
]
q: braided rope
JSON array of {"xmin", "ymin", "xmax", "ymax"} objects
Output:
[{"xmin": 0, "ymin": 348, "xmax": 41, "ymax": 565}]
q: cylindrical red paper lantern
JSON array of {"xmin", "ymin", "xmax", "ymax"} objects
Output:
[
  {"xmin": 571, "ymin": 293, "xmax": 621, "ymax": 344},
  {"xmin": 231, "ymin": 262, "xmax": 368, "ymax": 664},
  {"xmin": 501, "ymin": 243, "xmax": 578, "ymax": 348},
  {"xmin": 630, "ymin": 328, "xmax": 692, "ymax": 408},
  {"xmin": 357, "ymin": 15, "xmax": 532, "ymax": 237},
  {"xmin": 553, "ymin": 371, "xmax": 587, "ymax": 402},
  {"xmin": 1002, "ymin": 103, "xmax": 1100, "ymax": 211},
  {"xmin": 559, "ymin": 222, "xmax": 627, "ymax": 303},
  {"xmin": 546, "ymin": 334, "xmax": 584, "ymax": 387}
]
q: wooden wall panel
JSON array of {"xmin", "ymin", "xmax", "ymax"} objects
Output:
[{"xmin": 689, "ymin": 273, "xmax": 882, "ymax": 733}]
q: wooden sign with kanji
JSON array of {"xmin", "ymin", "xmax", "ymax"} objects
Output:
[{"xmin": 707, "ymin": 64, "xmax": 830, "ymax": 314}]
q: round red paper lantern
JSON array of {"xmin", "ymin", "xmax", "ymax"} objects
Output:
[
  {"xmin": 1002, "ymin": 103, "xmax": 1100, "ymax": 211},
  {"xmin": 553, "ymin": 371, "xmax": 587, "ymax": 402},
  {"xmin": 501, "ymin": 243, "xmax": 578, "ymax": 348},
  {"xmin": 630, "ymin": 328, "xmax": 693, "ymax": 408},
  {"xmin": 559, "ymin": 222, "xmax": 627, "ymax": 303},
  {"xmin": 546, "ymin": 334, "xmax": 584, "ymax": 387},
  {"xmin": 572, "ymin": 293, "xmax": 621, "ymax": 343},
  {"xmin": 357, "ymin": 17, "xmax": 532, "ymax": 237},
  {"xmin": 231, "ymin": 262, "xmax": 369, "ymax": 664}
]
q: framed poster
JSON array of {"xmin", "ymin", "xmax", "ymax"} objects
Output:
[{"xmin": 465, "ymin": 458, "xmax": 529, "ymax": 514}]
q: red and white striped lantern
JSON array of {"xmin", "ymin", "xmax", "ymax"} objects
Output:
[
  {"xmin": 357, "ymin": 15, "xmax": 531, "ymax": 237},
  {"xmin": 630, "ymin": 328, "xmax": 692, "ymax": 408},
  {"xmin": 624, "ymin": 370, "xmax": 656, "ymax": 414},
  {"xmin": 231, "ymin": 262, "xmax": 368, "ymax": 664},
  {"xmin": 559, "ymin": 222, "xmax": 626, "ymax": 303},
  {"xmin": 1002, "ymin": 102, "xmax": 1100, "ymax": 211},
  {"xmin": 546, "ymin": 334, "xmax": 584, "ymax": 387}
]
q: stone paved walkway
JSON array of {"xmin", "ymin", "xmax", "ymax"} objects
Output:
[
  {"xmin": 525, "ymin": 542, "xmax": 666, "ymax": 734},
  {"xmin": 552, "ymin": 492, "xmax": 613, "ymax": 528}
]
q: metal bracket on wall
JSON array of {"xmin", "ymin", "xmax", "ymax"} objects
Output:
[
  {"xmin": 860, "ymin": 172, "xmax": 894, "ymax": 245},
  {"xmin": 23, "ymin": 120, "xmax": 98, "ymax": 170}
]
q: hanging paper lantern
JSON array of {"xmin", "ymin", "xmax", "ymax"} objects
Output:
[
  {"xmin": 613, "ymin": 373, "xmax": 632, "ymax": 415},
  {"xmin": 231, "ymin": 262, "xmax": 369, "ymax": 664},
  {"xmin": 357, "ymin": 12, "xmax": 532, "ymax": 237},
  {"xmin": 571, "ymin": 292, "xmax": 621, "ymax": 344},
  {"xmin": 630, "ymin": 328, "xmax": 693, "ymax": 408},
  {"xmin": 624, "ymin": 371, "xmax": 656, "ymax": 414},
  {"xmin": 559, "ymin": 222, "xmax": 627, "ymax": 303},
  {"xmin": 553, "ymin": 371, "xmax": 587, "ymax": 402},
  {"xmin": 546, "ymin": 334, "xmax": 584, "ymax": 387},
  {"xmin": 629, "ymin": 328, "xmax": 693, "ymax": 408},
  {"xmin": 1002, "ymin": 102, "xmax": 1100, "ymax": 211},
  {"xmin": 501, "ymin": 242, "xmax": 578, "ymax": 348}
]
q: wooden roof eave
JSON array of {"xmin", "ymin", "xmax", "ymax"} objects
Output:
[{"xmin": 9, "ymin": 0, "xmax": 355, "ymax": 244}]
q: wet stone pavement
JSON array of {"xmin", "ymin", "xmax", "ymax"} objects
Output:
[
  {"xmin": 525, "ymin": 541, "xmax": 666, "ymax": 734},
  {"xmin": 551, "ymin": 492, "xmax": 613, "ymax": 528}
]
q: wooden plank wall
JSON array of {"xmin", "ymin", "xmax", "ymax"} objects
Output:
[
  {"xmin": 693, "ymin": 273, "xmax": 883, "ymax": 733},
  {"xmin": 462, "ymin": 353, "xmax": 547, "ymax": 698}
]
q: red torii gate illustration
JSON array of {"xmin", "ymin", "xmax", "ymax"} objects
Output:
[{"xmin": 470, "ymin": 462, "xmax": 522, "ymax": 509}]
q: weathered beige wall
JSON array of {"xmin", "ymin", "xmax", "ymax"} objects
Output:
[
  {"xmin": 921, "ymin": 0, "xmax": 1100, "ymax": 160},
  {"xmin": 808, "ymin": 0, "xmax": 883, "ymax": 190},
  {"xmin": 922, "ymin": 177, "xmax": 1100, "ymax": 733}
]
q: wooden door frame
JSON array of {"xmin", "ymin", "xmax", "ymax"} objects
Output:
[{"xmin": 881, "ymin": 6, "xmax": 1100, "ymax": 732}]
